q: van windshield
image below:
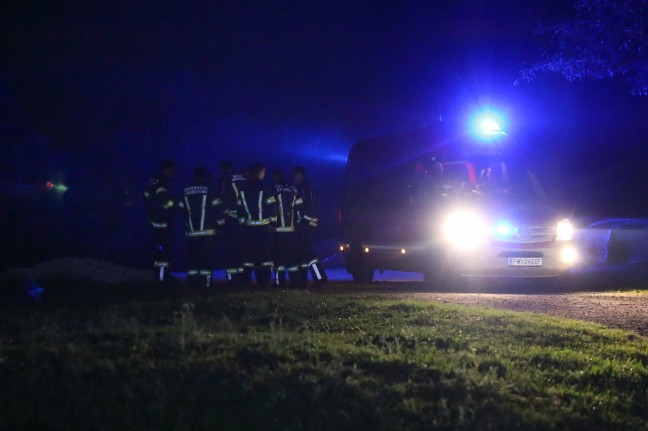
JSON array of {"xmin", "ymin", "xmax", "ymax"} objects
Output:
[
  {"xmin": 344, "ymin": 157, "xmax": 545, "ymax": 211},
  {"xmin": 472, "ymin": 161, "xmax": 545, "ymax": 202}
]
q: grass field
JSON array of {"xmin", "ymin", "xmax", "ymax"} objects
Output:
[{"xmin": 1, "ymin": 286, "xmax": 648, "ymax": 430}]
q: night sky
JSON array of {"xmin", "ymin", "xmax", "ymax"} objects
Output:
[{"xmin": 2, "ymin": 0, "xmax": 648, "ymax": 216}]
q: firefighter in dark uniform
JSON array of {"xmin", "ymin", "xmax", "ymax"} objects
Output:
[
  {"xmin": 238, "ymin": 163, "xmax": 276, "ymax": 287},
  {"xmin": 218, "ymin": 161, "xmax": 247, "ymax": 285},
  {"xmin": 293, "ymin": 166, "xmax": 327, "ymax": 287},
  {"xmin": 144, "ymin": 160, "xmax": 176, "ymax": 282},
  {"xmin": 178, "ymin": 167, "xmax": 224, "ymax": 287},
  {"xmin": 271, "ymin": 169, "xmax": 302, "ymax": 287}
]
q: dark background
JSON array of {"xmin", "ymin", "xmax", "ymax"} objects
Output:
[{"xmin": 1, "ymin": 0, "xmax": 647, "ymax": 269}]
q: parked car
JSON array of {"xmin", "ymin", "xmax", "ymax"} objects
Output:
[{"xmin": 575, "ymin": 218, "xmax": 648, "ymax": 264}]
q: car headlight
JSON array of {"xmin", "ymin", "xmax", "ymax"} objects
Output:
[
  {"xmin": 442, "ymin": 210, "xmax": 487, "ymax": 248},
  {"xmin": 556, "ymin": 219, "xmax": 574, "ymax": 241}
]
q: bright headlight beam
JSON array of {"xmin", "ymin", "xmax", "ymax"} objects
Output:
[
  {"xmin": 556, "ymin": 219, "xmax": 574, "ymax": 241},
  {"xmin": 442, "ymin": 210, "xmax": 488, "ymax": 249},
  {"xmin": 561, "ymin": 246, "xmax": 578, "ymax": 264}
]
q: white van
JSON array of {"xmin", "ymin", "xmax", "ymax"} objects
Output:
[{"xmin": 339, "ymin": 128, "xmax": 577, "ymax": 287}]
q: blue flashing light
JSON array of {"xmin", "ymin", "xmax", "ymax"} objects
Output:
[
  {"xmin": 469, "ymin": 108, "xmax": 508, "ymax": 140},
  {"xmin": 495, "ymin": 223, "xmax": 514, "ymax": 236},
  {"xmin": 480, "ymin": 118, "xmax": 501, "ymax": 135}
]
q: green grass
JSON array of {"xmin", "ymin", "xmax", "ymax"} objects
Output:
[{"xmin": 1, "ymin": 288, "xmax": 648, "ymax": 430}]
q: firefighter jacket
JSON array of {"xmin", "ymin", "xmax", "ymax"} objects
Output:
[
  {"xmin": 294, "ymin": 180, "xmax": 319, "ymax": 228},
  {"xmin": 219, "ymin": 172, "xmax": 247, "ymax": 221},
  {"xmin": 238, "ymin": 178, "xmax": 277, "ymax": 227},
  {"xmin": 272, "ymin": 182, "xmax": 302, "ymax": 233},
  {"xmin": 144, "ymin": 177, "xmax": 175, "ymax": 229},
  {"xmin": 178, "ymin": 181, "xmax": 225, "ymax": 237}
]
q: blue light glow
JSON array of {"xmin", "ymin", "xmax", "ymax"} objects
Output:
[
  {"xmin": 495, "ymin": 223, "xmax": 513, "ymax": 236},
  {"xmin": 480, "ymin": 118, "xmax": 501, "ymax": 135},
  {"xmin": 469, "ymin": 108, "xmax": 508, "ymax": 140}
]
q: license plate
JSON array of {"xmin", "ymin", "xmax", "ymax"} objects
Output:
[{"xmin": 508, "ymin": 257, "xmax": 543, "ymax": 267}]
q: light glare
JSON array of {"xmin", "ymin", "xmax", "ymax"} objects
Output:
[
  {"xmin": 557, "ymin": 219, "xmax": 574, "ymax": 241},
  {"xmin": 442, "ymin": 210, "xmax": 488, "ymax": 249},
  {"xmin": 561, "ymin": 246, "xmax": 578, "ymax": 264},
  {"xmin": 495, "ymin": 223, "xmax": 513, "ymax": 236},
  {"xmin": 480, "ymin": 119, "xmax": 501, "ymax": 135}
]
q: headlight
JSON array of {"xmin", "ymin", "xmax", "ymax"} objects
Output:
[
  {"xmin": 556, "ymin": 219, "xmax": 574, "ymax": 241},
  {"xmin": 442, "ymin": 210, "xmax": 487, "ymax": 248},
  {"xmin": 561, "ymin": 246, "xmax": 578, "ymax": 264}
]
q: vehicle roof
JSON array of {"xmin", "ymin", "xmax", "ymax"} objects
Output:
[
  {"xmin": 345, "ymin": 126, "xmax": 525, "ymax": 184},
  {"xmin": 348, "ymin": 125, "xmax": 519, "ymax": 165},
  {"xmin": 587, "ymin": 218, "xmax": 648, "ymax": 228}
]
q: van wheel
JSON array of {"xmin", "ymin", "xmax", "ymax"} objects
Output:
[
  {"xmin": 424, "ymin": 263, "xmax": 460, "ymax": 290},
  {"xmin": 352, "ymin": 266, "xmax": 374, "ymax": 284},
  {"xmin": 556, "ymin": 271, "xmax": 576, "ymax": 291},
  {"xmin": 533, "ymin": 273, "xmax": 574, "ymax": 292}
]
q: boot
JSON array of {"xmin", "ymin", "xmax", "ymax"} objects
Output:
[
  {"xmin": 297, "ymin": 268, "xmax": 308, "ymax": 288},
  {"xmin": 226, "ymin": 269, "xmax": 239, "ymax": 287},
  {"xmin": 309, "ymin": 262, "xmax": 328, "ymax": 287},
  {"xmin": 274, "ymin": 268, "xmax": 287, "ymax": 288},
  {"xmin": 288, "ymin": 270, "xmax": 300, "ymax": 288},
  {"xmin": 255, "ymin": 267, "xmax": 272, "ymax": 288},
  {"xmin": 155, "ymin": 265, "xmax": 169, "ymax": 283},
  {"xmin": 240, "ymin": 268, "xmax": 253, "ymax": 287},
  {"xmin": 199, "ymin": 270, "xmax": 212, "ymax": 288}
]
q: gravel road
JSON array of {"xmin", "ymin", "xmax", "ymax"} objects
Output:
[
  {"xmin": 406, "ymin": 291, "xmax": 648, "ymax": 336},
  {"xmin": 318, "ymin": 282, "xmax": 648, "ymax": 336}
]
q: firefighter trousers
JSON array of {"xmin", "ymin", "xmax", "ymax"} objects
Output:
[
  {"xmin": 221, "ymin": 219, "xmax": 245, "ymax": 283},
  {"xmin": 242, "ymin": 225, "xmax": 274, "ymax": 287},
  {"xmin": 296, "ymin": 225, "xmax": 327, "ymax": 287},
  {"xmin": 187, "ymin": 234, "xmax": 216, "ymax": 287},
  {"xmin": 152, "ymin": 227, "xmax": 172, "ymax": 282},
  {"xmin": 273, "ymin": 231, "xmax": 299, "ymax": 287}
]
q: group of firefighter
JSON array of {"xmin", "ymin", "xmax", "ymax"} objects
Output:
[{"xmin": 144, "ymin": 160, "xmax": 328, "ymax": 288}]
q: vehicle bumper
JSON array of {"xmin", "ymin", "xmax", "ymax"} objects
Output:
[
  {"xmin": 340, "ymin": 242, "xmax": 431, "ymax": 273},
  {"xmin": 341, "ymin": 242, "xmax": 577, "ymax": 278},
  {"xmin": 451, "ymin": 244, "xmax": 576, "ymax": 278}
]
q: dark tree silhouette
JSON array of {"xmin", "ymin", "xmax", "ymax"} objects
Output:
[{"xmin": 519, "ymin": 0, "xmax": 648, "ymax": 95}]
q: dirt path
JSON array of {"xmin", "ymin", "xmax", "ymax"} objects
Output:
[
  {"xmin": 317, "ymin": 282, "xmax": 648, "ymax": 336},
  {"xmin": 405, "ymin": 291, "xmax": 648, "ymax": 336}
]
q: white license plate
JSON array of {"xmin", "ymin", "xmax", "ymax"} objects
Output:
[{"xmin": 508, "ymin": 257, "xmax": 543, "ymax": 267}]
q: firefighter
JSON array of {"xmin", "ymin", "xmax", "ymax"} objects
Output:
[
  {"xmin": 178, "ymin": 166, "xmax": 224, "ymax": 288},
  {"xmin": 218, "ymin": 161, "xmax": 247, "ymax": 285},
  {"xmin": 144, "ymin": 160, "xmax": 176, "ymax": 282},
  {"xmin": 271, "ymin": 169, "xmax": 301, "ymax": 287},
  {"xmin": 293, "ymin": 166, "xmax": 327, "ymax": 287},
  {"xmin": 238, "ymin": 163, "xmax": 276, "ymax": 287}
]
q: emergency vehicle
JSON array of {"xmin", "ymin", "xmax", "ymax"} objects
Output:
[{"xmin": 339, "ymin": 123, "xmax": 577, "ymax": 287}]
